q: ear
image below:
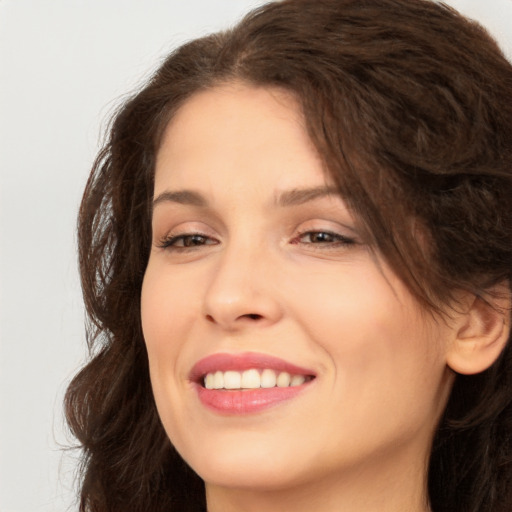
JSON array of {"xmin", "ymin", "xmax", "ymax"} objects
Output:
[{"xmin": 446, "ymin": 284, "xmax": 511, "ymax": 375}]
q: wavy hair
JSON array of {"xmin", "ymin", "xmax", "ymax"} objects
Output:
[{"xmin": 65, "ymin": 1, "xmax": 512, "ymax": 510}]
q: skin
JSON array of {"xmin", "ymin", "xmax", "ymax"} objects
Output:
[{"xmin": 141, "ymin": 83, "xmax": 457, "ymax": 512}]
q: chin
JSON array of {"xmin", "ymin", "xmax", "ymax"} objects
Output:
[
  {"xmin": 198, "ymin": 461, "xmax": 301, "ymax": 491},
  {"xmin": 177, "ymin": 437, "xmax": 311, "ymax": 491}
]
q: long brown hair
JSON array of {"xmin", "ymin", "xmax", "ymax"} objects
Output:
[{"xmin": 66, "ymin": 1, "xmax": 512, "ymax": 510}]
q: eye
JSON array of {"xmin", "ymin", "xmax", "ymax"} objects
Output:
[
  {"xmin": 292, "ymin": 230, "xmax": 356, "ymax": 248},
  {"xmin": 157, "ymin": 233, "xmax": 218, "ymax": 250}
]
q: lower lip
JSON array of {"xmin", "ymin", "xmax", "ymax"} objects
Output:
[{"xmin": 195, "ymin": 383, "xmax": 310, "ymax": 414}]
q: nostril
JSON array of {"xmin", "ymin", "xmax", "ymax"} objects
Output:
[{"xmin": 204, "ymin": 312, "xmax": 265, "ymax": 325}]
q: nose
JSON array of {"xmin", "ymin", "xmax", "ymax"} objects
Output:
[{"xmin": 202, "ymin": 241, "xmax": 283, "ymax": 331}]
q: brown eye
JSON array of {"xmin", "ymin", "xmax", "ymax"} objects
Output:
[
  {"xmin": 180, "ymin": 234, "xmax": 208, "ymax": 247},
  {"xmin": 302, "ymin": 232, "xmax": 337, "ymax": 243},
  {"xmin": 297, "ymin": 231, "xmax": 354, "ymax": 245},
  {"xmin": 158, "ymin": 233, "xmax": 218, "ymax": 250}
]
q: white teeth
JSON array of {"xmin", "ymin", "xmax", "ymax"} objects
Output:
[
  {"xmin": 214, "ymin": 371, "xmax": 224, "ymax": 389},
  {"xmin": 203, "ymin": 369, "xmax": 310, "ymax": 390},
  {"xmin": 290, "ymin": 375, "xmax": 306, "ymax": 387},
  {"xmin": 276, "ymin": 371, "xmax": 291, "ymax": 387},
  {"xmin": 224, "ymin": 371, "xmax": 242, "ymax": 389},
  {"xmin": 261, "ymin": 369, "xmax": 277, "ymax": 388},
  {"xmin": 241, "ymin": 369, "xmax": 261, "ymax": 389},
  {"xmin": 205, "ymin": 373, "xmax": 214, "ymax": 389}
]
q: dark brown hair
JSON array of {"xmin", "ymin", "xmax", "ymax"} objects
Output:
[{"xmin": 65, "ymin": 1, "xmax": 512, "ymax": 510}]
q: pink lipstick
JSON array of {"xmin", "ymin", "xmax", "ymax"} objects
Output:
[{"xmin": 190, "ymin": 352, "xmax": 315, "ymax": 414}]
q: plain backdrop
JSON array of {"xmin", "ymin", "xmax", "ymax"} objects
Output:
[{"xmin": 0, "ymin": 1, "xmax": 510, "ymax": 511}]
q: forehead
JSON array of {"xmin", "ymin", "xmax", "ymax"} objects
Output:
[
  {"xmin": 161, "ymin": 83, "xmax": 304, "ymax": 145},
  {"xmin": 154, "ymin": 83, "xmax": 329, "ymax": 194}
]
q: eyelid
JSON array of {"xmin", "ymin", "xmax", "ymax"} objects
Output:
[
  {"xmin": 292, "ymin": 228, "xmax": 356, "ymax": 244},
  {"xmin": 292, "ymin": 216, "xmax": 358, "ymax": 237},
  {"xmin": 156, "ymin": 230, "xmax": 219, "ymax": 249},
  {"xmin": 286, "ymin": 215, "xmax": 363, "ymax": 254},
  {"xmin": 153, "ymin": 219, "xmax": 220, "ymax": 250}
]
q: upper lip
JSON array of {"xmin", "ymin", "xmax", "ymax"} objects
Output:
[{"xmin": 189, "ymin": 352, "xmax": 316, "ymax": 383}]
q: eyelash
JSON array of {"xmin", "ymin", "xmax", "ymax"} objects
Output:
[
  {"xmin": 292, "ymin": 230, "xmax": 356, "ymax": 249},
  {"xmin": 157, "ymin": 229, "xmax": 355, "ymax": 252},
  {"xmin": 157, "ymin": 232, "xmax": 218, "ymax": 250}
]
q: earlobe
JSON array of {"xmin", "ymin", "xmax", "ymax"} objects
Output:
[{"xmin": 446, "ymin": 285, "xmax": 511, "ymax": 375}]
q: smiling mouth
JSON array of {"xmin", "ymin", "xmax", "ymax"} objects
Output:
[
  {"xmin": 202, "ymin": 369, "xmax": 315, "ymax": 390},
  {"xmin": 190, "ymin": 352, "xmax": 316, "ymax": 413}
]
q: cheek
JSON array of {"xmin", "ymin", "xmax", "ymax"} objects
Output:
[
  {"xmin": 291, "ymin": 264, "xmax": 412, "ymax": 350},
  {"xmin": 140, "ymin": 263, "xmax": 200, "ymax": 395},
  {"xmin": 141, "ymin": 262, "xmax": 197, "ymax": 345},
  {"xmin": 140, "ymin": 264, "xmax": 196, "ymax": 439},
  {"xmin": 291, "ymin": 264, "xmax": 446, "ymax": 398},
  {"xmin": 299, "ymin": 271, "xmax": 449, "ymax": 450}
]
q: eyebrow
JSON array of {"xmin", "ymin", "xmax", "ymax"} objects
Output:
[
  {"xmin": 153, "ymin": 190, "xmax": 207, "ymax": 208},
  {"xmin": 276, "ymin": 186, "xmax": 341, "ymax": 206},
  {"xmin": 152, "ymin": 186, "xmax": 342, "ymax": 209}
]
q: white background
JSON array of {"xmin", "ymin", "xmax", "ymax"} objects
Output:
[{"xmin": 0, "ymin": 1, "xmax": 510, "ymax": 511}]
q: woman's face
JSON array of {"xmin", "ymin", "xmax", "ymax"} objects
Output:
[{"xmin": 141, "ymin": 84, "xmax": 455, "ymax": 494}]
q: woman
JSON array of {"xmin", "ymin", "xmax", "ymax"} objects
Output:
[{"xmin": 65, "ymin": 0, "xmax": 512, "ymax": 511}]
